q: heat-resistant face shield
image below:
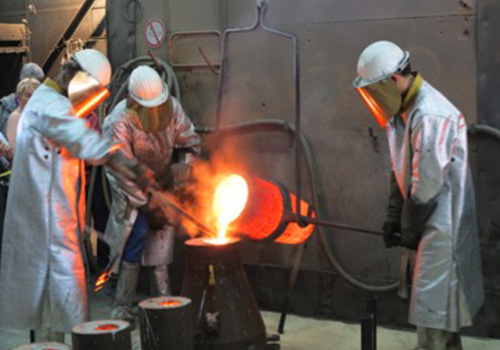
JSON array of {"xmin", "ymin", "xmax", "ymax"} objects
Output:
[
  {"xmin": 128, "ymin": 97, "xmax": 174, "ymax": 133},
  {"xmin": 356, "ymin": 78, "xmax": 401, "ymax": 128},
  {"xmin": 68, "ymin": 70, "xmax": 110, "ymax": 118}
]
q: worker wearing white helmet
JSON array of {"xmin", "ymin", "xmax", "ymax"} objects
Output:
[
  {"xmin": 0, "ymin": 49, "xmax": 152, "ymax": 341},
  {"xmin": 354, "ymin": 41, "xmax": 484, "ymax": 349},
  {"xmin": 103, "ymin": 65, "xmax": 200, "ymax": 324}
]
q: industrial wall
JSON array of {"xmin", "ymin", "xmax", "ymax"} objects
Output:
[
  {"xmin": 107, "ymin": 0, "xmax": 500, "ymax": 338},
  {"xmin": 0, "ymin": 0, "xmax": 106, "ymax": 76}
]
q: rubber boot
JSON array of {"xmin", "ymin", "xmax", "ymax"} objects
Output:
[
  {"xmin": 150, "ymin": 265, "xmax": 171, "ymax": 296},
  {"xmin": 110, "ymin": 261, "xmax": 140, "ymax": 325}
]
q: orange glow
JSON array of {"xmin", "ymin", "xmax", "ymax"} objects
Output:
[
  {"xmin": 233, "ymin": 177, "xmax": 284, "ymax": 240},
  {"xmin": 159, "ymin": 300, "xmax": 182, "ymax": 307},
  {"xmin": 209, "ymin": 174, "xmax": 249, "ymax": 244},
  {"xmin": 94, "ymin": 270, "xmax": 111, "ymax": 292},
  {"xmin": 95, "ymin": 324, "xmax": 119, "ymax": 331},
  {"xmin": 74, "ymin": 88, "xmax": 110, "ymax": 118},
  {"xmin": 274, "ymin": 193, "xmax": 315, "ymax": 244},
  {"xmin": 357, "ymin": 88, "xmax": 390, "ymax": 127}
]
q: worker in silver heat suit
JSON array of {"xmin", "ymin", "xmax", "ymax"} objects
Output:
[
  {"xmin": 103, "ymin": 65, "xmax": 200, "ymax": 322},
  {"xmin": 353, "ymin": 41, "xmax": 484, "ymax": 350},
  {"xmin": 0, "ymin": 49, "xmax": 151, "ymax": 342}
]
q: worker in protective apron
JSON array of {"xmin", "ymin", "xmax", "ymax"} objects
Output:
[
  {"xmin": 353, "ymin": 41, "xmax": 484, "ymax": 350},
  {"xmin": 103, "ymin": 65, "xmax": 200, "ymax": 323},
  {"xmin": 0, "ymin": 49, "xmax": 151, "ymax": 342}
]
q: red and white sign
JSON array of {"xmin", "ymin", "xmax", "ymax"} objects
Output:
[{"xmin": 144, "ymin": 19, "xmax": 166, "ymax": 48}]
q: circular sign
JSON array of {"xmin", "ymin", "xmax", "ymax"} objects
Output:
[{"xmin": 144, "ymin": 18, "xmax": 166, "ymax": 48}]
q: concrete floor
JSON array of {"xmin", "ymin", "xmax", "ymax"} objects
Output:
[{"xmin": 1, "ymin": 293, "xmax": 499, "ymax": 350}]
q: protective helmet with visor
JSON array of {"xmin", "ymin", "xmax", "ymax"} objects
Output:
[
  {"xmin": 127, "ymin": 66, "xmax": 172, "ymax": 133},
  {"xmin": 353, "ymin": 41, "xmax": 410, "ymax": 127},
  {"xmin": 67, "ymin": 49, "xmax": 112, "ymax": 118}
]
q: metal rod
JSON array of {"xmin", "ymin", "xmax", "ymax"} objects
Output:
[
  {"xmin": 286, "ymin": 214, "xmax": 385, "ymax": 236},
  {"xmin": 150, "ymin": 191, "xmax": 215, "ymax": 235},
  {"xmin": 365, "ymin": 297, "xmax": 378, "ymax": 349},
  {"xmin": 361, "ymin": 313, "xmax": 375, "ymax": 350}
]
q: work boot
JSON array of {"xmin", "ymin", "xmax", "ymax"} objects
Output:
[
  {"xmin": 110, "ymin": 261, "xmax": 140, "ymax": 325},
  {"xmin": 150, "ymin": 265, "xmax": 171, "ymax": 296}
]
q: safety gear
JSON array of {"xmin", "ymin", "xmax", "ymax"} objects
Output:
[
  {"xmin": 353, "ymin": 41, "xmax": 410, "ymax": 88},
  {"xmin": 111, "ymin": 261, "xmax": 140, "ymax": 324},
  {"xmin": 400, "ymin": 197, "xmax": 437, "ymax": 249},
  {"xmin": 20, "ymin": 62, "xmax": 45, "ymax": 82},
  {"xmin": 417, "ymin": 327, "xmax": 463, "ymax": 350},
  {"xmin": 72, "ymin": 49, "xmax": 111, "ymax": 87},
  {"xmin": 68, "ymin": 71, "xmax": 110, "ymax": 118},
  {"xmin": 0, "ymin": 83, "xmax": 114, "ymax": 332},
  {"xmin": 140, "ymin": 198, "xmax": 172, "ymax": 230},
  {"xmin": 386, "ymin": 76, "xmax": 484, "ymax": 332},
  {"xmin": 107, "ymin": 149, "xmax": 159, "ymax": 192},
  {"xmin": 103, "ymin": 98, "xmax": 199, "ymax": 275},
  {"xmin": 357, "ymin": 78, "xmax": 401, "ymax": 127},
  {"xmin": 150, "ymin": 265, "xmax": 171, "ymax": 296},
  {"xmin": 128, "ymin": 66, "xmax": 171, "ymax": 133},
  {"xmin": 382, "ymin": 220, "xmax": 401, "ymax": 248},
  {"xmin": 128, "ymin": 97, "xmax": 174, "ymax": 133},
  {"xmin": 128, "ymin": 66, "xmax": 168, "ymax": 107},
  {"xmin": 354, "ymin": 41, "xmax": 410, "ymax": 127},
  {"xmin": 68, "ymin": 49, "xmax": 111, "ymax": 118},
  {"xmin": 170, "ymin": 162, "xmax": 192, "ymax": 190}
]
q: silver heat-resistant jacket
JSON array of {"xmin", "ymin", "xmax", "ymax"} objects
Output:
[
  {"xmin": 0, "ymin": 83, "xmax": 114, "ymax": 332},
  {"xmin": 102, "ymin": 98, "xmax": 200, "ymax": 273},
  {"xmin": 387, "ymin": 78, "xmax": 484, "ymax": 332}
]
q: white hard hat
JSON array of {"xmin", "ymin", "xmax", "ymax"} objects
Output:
[
  {"xmin": 128, "ymin": 66, "xmax": 169, "ymax": 108},
  {"xmin": 353, "ymin": 41, "xmax": 410, "ymax": 88},
  {"xmin": 72, "ymin": 49, "xmax": 111, "ymax": 87}
]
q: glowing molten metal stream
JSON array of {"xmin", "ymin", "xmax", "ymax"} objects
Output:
[{"xmin": 209, "ymin": 174, "xmax": 249, "ymax": 244}]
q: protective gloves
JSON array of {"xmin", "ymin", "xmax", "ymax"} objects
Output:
[
  {"xmin": 382, "ymin": 220, "xmax": 402, "ymax": 248},
  {"xmin": 170, "ymin": 163, "xmax": 191, "ymax": 191},
  {"xmin": 107, "ymin": 149, "xmax": 159, "ymax": 192},
  {"xmin": 400, "ymin": 197, "xmax": 437, "ymax": 250}
]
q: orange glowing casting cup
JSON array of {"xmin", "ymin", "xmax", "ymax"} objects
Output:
[{"xmin": 231, "ymin": 176, "xmax": 315, "ymax": 244}]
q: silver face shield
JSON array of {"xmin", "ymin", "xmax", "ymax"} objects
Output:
[{"xmin": 68, "ymin": 71, "xmax": 109, "ymax": 118}]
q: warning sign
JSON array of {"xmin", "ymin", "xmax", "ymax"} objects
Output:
[{"xmin": 144, "ymin": 19, "xmax": 166, "ymax": 48}]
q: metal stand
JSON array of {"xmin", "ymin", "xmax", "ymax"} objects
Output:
[{"xmin": 361, "ymin": 296, "xmax": 377, "ymax": 350}]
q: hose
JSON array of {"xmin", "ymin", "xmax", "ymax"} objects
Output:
[
  {"xmin": 468, "ymin": 124, "xmax": 500, "ymax": 140},
  {"xmin": 197, "ymin": 119, "xmax": 399, "ymax": 292}
]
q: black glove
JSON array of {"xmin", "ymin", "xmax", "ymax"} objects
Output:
[
  {"xmin": 400, "ymin": 197, "xmax": 437, "ymax": 250},
  {"xmin": 382, "ymin": 220, "xmax": 402, "ymax": 248}
]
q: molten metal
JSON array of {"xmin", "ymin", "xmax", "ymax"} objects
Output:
[
  {"xmin": 95, "ymin": 324, "xmax": 119, "ymax": 331},
  {"xmin": 74, "ymin": 88, "xmax": 110, "ymax": 118},
  {"xmin": 159, "ymin": 300, "xmax": 182, "ymax": 307},
  {"xmin": 211, "ymin": 174, "xmax": 249, "ymax": 244}
]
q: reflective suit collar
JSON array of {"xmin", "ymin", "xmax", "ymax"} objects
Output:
[
  {"xmin": 44, "ymin": 78, "xmax": 67, "ymax": 96},
  {"xmin": 401, "ymin": 73, "xmax": 423, "ymax": 112}
]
